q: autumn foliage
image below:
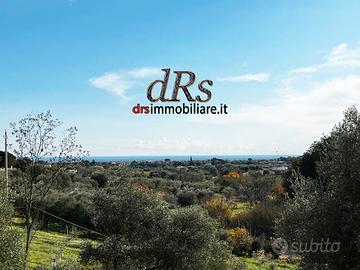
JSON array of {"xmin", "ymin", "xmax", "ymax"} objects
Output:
[
  {"xmin": 228, "ymin": 227, "xmax": 253, "ymax": 256},
  {"xmin": 202, "ymin": 195, "xmax": 232, "ymax": 225}
]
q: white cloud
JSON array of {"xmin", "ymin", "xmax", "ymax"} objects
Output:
[
  {"xmin": 191, "ymin": 75, "xmax": 360, "ymax": 154},
  {"xmin": 128, "ymin": 67, "xmax": 164, "ymax": 78},
  {"xmin": 290, "ymin": 43, "xmax": 360, "ymax": 74},
  {"xmin": 89, "ymin": 72, "xmax": 133, "ymax": 98},
  {"xmin": 217, "ymin": 73, "xmax": 270, "ymax": 82},
  {"xmin": 89, "ymin": 67, "xmax": 163, "ymax": 100}
]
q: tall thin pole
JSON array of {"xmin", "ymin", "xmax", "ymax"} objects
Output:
[{"xmin": 4, "ymin": 130, "xmax": 9, "ymax": 198}]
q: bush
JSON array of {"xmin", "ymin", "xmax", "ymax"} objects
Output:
[
  {"xmin": 0, "ymin": 184, "xmax": 25, "ymax": 269},
  {"xmin": 231, "ymin": 204, "xmax": 281, "ymax": 237},
  {"xmin": 177, "ymin": 189, "xmax": 197, "ymax": 206},
  {"xmin": 228, "ymin": 227, "xmax": 253, "ymax": 256},
  {"xmin": 237, "ymin": 175, "xmax": 278, "ymax": 204},
  {"xmin": 203, "ymin": 196, "xmax": 232, "ymax": 226},
  {"xmin": 91, "ymin": 173, "xmax": 108, "ymax": 188},
  {"xmin": 221, "ymin": 186, "xmax": 237, "ymax": 199},
  {"xmin": 81, "ymin": 184, "xmax": 231, "ymax": 270},
  {"xmin": 196, "ymin": 188, "xmax": 215, "ymax": 203},
  {"xmin": 41, "ymin": 190, "xmax": 93, "ymax": 230}
]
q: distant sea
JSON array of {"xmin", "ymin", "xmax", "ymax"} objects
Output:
[{"xmin": 82, "ymin": 155, "xmax": 295, "ymax": 162}]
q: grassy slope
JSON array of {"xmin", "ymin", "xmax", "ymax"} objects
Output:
[
  {"xmin": 13, "ymin": 218, "xmax": 85, "ymax": 269},
  {"xmin": 230, "ymin": 257, "xmax": 298, "ymax": 270},
  {"xmin": 28, "ymin": 229, "xmax": 84, "ymax": 269}
]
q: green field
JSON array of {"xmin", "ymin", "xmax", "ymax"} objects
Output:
[
  {"xmin": 28, "ymin": 229, "xmax": 84, "ymax": 269},
  {"xmin": 230, "ymin": 201, "xmax": 251, "ymax": 213},
  {"xmin": 14, "ymin": 226, "xmax": 84, "ymax": 269},
  {"xmin": 229, "ymin": 257, "xmax": 298, "ymax": 270}
]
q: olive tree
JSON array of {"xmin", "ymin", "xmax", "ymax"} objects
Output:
[
  {"xmin": 9, "ymin": 111, "xmax": 86, "ymax": 258},
  {"xmin": 276, "ymin": 106, "xmax": 360, "ymax": 269},
  {"xmin": 82, "ymin": 182, "xmax": 230, "ymax": 270}
]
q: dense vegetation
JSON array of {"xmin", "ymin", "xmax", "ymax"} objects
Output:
[
  {"xmin": 0, "ymin": 180, "xmax": 24, "ymax": 269},
  {"xmin": 1, "ymin": 107, "xmax": 360, "ymax": 269}
]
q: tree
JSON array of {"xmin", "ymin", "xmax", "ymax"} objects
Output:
[
  {"xmin": 157, "ymin": 206, "xmax": 230, "ymax": 270},
  {"xmin": 0, "ymin": 151, "xmax": 16, "ymax": 168},
  {"xmin": 276, "ymin": 106, "xmax": 360, "ymax": 269},
  {"xmin": 9, "ymin": 111, "xmax": 86, "ymax": 259},
  {"xmin": 82, "ymin": 183, "xmax": 230, "ymax": 269},
  {"xmin": 91, "ymin": 173, "xmax": 108, "ymax": 188},
  {"xmin": 283, "ymin": 140, "xmax": 328, "ymax": 197},
  {"xmin": 0, "ymin": 181, "xmax": 24, "ymax": 269},
  {"xmin": 41, "ymin": 190, "xmax": 93, "ymax": 230}
]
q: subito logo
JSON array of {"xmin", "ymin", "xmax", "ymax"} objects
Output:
[{"xmin": 271, "ymin": 238, "xmax": 289, "ymax": 255}]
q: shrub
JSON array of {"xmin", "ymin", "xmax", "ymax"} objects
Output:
[
  {"xmin": 237, "ymin": 175, "xmax": 278, "ymax": 204},
  {"xmin": 81, "ymin": 184, "xmax": 231, "ymax": 270},
  {"xmin": 228, "ymin": 227, "xmax": 253, "ymax": 256},
  {"xmin": 196, "ymin": 188, "xmax": 215, "ymax": 203},
  {"xmin": 203, "ymin": 195, "xmax": 232, "ymax": 226},
  {"xmin": 221, "ymin": 186, "xmax": 237, "ymax": 199},
  {"xmin": 231, "ymin": 204, "xmax": 281, "ymax": 237},
  {"xmin": 0, "ymin": 183, "xmax": 25, "ymax": 270},
  {"xmin": 91, "ymin": 173, "xmax": 108, "ymax": 188},
  {"xmin": 177, "ymin": 189, "xmax": 197, "ymax": 206}
]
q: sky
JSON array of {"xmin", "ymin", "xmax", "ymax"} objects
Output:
[{"xmin": 1, "ymin": 0, "xmax": 360, "ymax": 156}]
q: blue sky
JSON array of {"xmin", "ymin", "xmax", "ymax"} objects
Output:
[{"xmin": 1, "ymin": 0, "xmax": 360, "ymax": 155}]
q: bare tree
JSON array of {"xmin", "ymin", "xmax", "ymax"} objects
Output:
[{"xmin": 9, "ymin": 111, "xmax": 86, "ymax": 260}]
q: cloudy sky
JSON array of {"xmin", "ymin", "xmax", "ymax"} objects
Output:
[{"xmin": 1, "ymin": 0, "xmax": 360, "ymax": 156}]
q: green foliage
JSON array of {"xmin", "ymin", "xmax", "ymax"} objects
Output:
[
  {"xmin": 176, "ymin": 189, "xmax": 197, "ymax": 206},
  {"xmin": 91, "ymin": 173, "xmax": 108, "ymax": 188},
  {"xmin": 276, "ymin": 106, "xmax": 360, "ymax": 269},
  {"xmin": 203, "ymin": 195, "xmax": 232, "ymax": 226},
  {"xmin": 232, "ymin": 203, "xmax": 282, "ymax": 237},
  {"xmin": 0, "ymin": 184, "xmax": 25, "ymax": 270},
  {"xmin": 160, "ymin": 206, "xmax": 230, "ymax": 270},
  {"xmin": 0, "ymin": 151, "xmax": 16, "ymax": 167},
  {"xmin": 228, "ymin": 227, "xmax": 253, "ymax": 256},
  {"xmin": 41, "ymin": 190, "xmax": 93, "ymax": 230},
  {"xmin": 238, "ymin": 175, "xmax": 278, "ymax": 204},
  {"xmin": 82, "ymin": 184, "xmax": 231, "ymax": 269},
  {"xmin": 283, "ymin": 140, "xmax": 327, "ymax": 197}
]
